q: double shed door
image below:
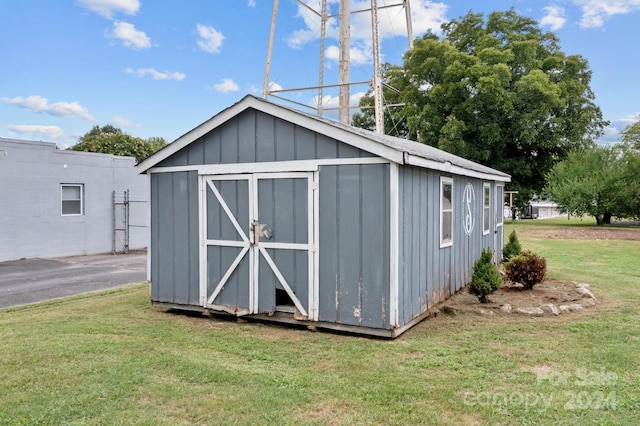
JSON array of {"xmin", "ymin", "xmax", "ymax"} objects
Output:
[{"xmin": 201, "ymin": 173, "xmax": 316, "ymax": 320}]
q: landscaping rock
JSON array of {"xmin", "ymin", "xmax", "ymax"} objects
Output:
[
  {"xmin": 515, "ymin": 307, "xmax": 544, "ymax": 316},
  {"xmin": 441, "ymin": 305, "xmax": 459, "ymax": 315},
  {"xmin": 567, "ymin": 303, "xmax": 584, "ymax": 312},
  {"xmin": 540, "ymin": 303, "xmax": 560, "ymax": 315},
  {"xmin": 500, "ymin": 303, "xmax": 512, "ymax": 314},
  {"xmin": 582, "ymin": 298, "xmax": 596, "ymax": 307},
  {"xmin": 575, "ymin": 282, "xmax": 590, "ymax": 289},
  {"xmin": 576, "ymin": 286, "xmax": 596, "ymax": 301}
]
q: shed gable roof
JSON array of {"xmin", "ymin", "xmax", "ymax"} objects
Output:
[{"xmin": 137, "ymin": 95, "xmax": 510, "ymax": 182}]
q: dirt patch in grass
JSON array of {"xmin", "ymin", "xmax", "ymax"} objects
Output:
[{"xmin": 516, "ymin": 223, "xmax": 640, "ymax": 241}]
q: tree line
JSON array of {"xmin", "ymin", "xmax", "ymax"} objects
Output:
[
  {"xmin": 544, "ymin": 123, "xmax": 640, "ymax": 224},
  {"xmin": 68, "ymin": 124, "xmax": 166, "ymax": 163}
]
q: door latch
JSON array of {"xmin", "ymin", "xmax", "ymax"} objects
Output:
[{"xmin": 251, "ymin": 220, "xmax": 272, "ymax": 245}]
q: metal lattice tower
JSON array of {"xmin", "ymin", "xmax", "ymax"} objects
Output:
[{"xmin": 262, "ymin": 0, "xmax": 414, "ymax": 134}]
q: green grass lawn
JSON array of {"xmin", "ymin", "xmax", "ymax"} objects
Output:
[{"xmin": 1, "ymin": 221, "xmax": 639, "ymax": 425}]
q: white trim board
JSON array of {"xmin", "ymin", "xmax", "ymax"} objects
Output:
[{"xmin": 146, "ymin": 157, "xmax": 389, "ymax": 175}]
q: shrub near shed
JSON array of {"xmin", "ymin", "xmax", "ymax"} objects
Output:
[
  {"xmin": 505, "ymin": 251, "xmax": 547, "ymax": 290},
  {"xmin": 503, "ymin": 230, "xmax": 522, "ymax": 262},
  {"xmin": 469, "ymin": 248, "xmax": 503, "ymax": 303}
]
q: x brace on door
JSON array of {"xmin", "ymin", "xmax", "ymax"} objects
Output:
[{"xmin": 200, "ymin": 173, "xmax": 316, "ymax": 320}]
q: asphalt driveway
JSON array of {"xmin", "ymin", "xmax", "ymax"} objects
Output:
[{"xmin": 0, "ymin": 251, "xmax": 147, "ymax": 309}]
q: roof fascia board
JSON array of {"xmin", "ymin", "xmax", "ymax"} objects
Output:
[{"xmin": 405, "ymin": 153, "xmax": 511, "ymax": 182}]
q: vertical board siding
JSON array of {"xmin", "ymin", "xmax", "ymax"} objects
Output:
[
  {"xmin": 150, "ymin": 171, "xmax": 199, "ymax": 305},
  {"xmin": 204, "ymin": 132, "xmax": 222, "ymax": 164},
  {"xmin": 318, "ymin": 164, "xmax": 390, "ymax": 329},
  {"xmin": 156, "ymin": 110, "xmax": 367, "ymax": 168},
  {"xmin": 336, "ymin": 165, "xmax": 361, "ymax": 324},
  {"xmin": 187, "ymin": 138, "xmax": 205, "ymax": 165},
  {"xmin": 398, "ymin": 168, "xmax": 501, "ymax": 326}
]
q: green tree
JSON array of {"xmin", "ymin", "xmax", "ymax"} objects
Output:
[
  {"xmin": 621, "ymin": 119, "xmax": 640, "ymax": 149},
  {"xmin": 69, "ymin": 125, "xmax": 167, "ymax": 162},
  {"xmin": 353, "ymin": 9, "xmax": 607, "ymax": 206},
  {"xmin": 543, "ymin": 146, "xmax": 624, "ymax": 225},
  {"xmin": 616, "ymin": 123, "xmax": 640, "ymax": 218}
]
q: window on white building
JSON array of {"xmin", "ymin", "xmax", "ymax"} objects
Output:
[{"xmin": 61, "ymin": 184, "xmax": 84, "ymax": 216}]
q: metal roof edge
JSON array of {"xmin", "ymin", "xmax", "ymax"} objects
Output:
[{"xmin": 405, "ymin": 154, "xmax": 511, "ymax": 182}]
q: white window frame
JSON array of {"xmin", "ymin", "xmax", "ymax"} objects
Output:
[
  {"xmin": 61, "ymin": 184, "xmax": 84, "ymax": 216},
  {"xmin": 496, "ymin": 184, "xmax": 504, "ymax": 228},
  {"xmin": 483, "ymin": 183, "xmax": 491, "ymax": 235},
  {"xmin": 440, "ymin": 177, "xmax": 453, "ymax": 248}
]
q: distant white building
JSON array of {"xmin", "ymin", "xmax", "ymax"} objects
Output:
[
  {"xmin": 0, "ymin": 138, "xmax": 148, "ymax": 262},
  {"xmin": 530, "ymin": 200, "xmax": 564, "ymax": 219},
  {"xmin": 503, "ymin": 200, "xmax": 564, "ymax": 220}
]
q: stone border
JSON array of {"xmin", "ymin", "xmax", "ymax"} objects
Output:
[{"xmin": 502, "ymin": 283, "xmax": 597, "ymax": 316}]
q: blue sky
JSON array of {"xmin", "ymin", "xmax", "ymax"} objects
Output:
[{"xmin": 1, "ymin": 0, "xmax": 638, "ymax": 148}]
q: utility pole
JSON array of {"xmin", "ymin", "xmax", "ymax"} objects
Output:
[
  {"xmin": 338, "ymin": 0, "xmax": 350, "ymax": 125},
  {"xmin": 370, "ymin": 0, "xmax": 383, "ymax": 133},
  {"xmin": 317, "ymin": 0, "xmax": 327, "ymax": 116},
  {"xmin": 262, "ymin": 0, "xmax": 279, "ymax": 98}
]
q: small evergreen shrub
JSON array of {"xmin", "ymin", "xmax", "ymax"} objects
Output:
[
  {"xmin": 502, "ymin": 230, "xmax": 522, "ymax": 263},
  {"xmin": 505, "ymin": 251, "xmax": 547, "ymax": 290},
  {"xmin": 468, "ymin": 248, "xmax": 502, "ymax": 303}
]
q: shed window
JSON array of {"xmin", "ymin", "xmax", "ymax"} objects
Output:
[
  {"xmin": 483, "ymin": 183, "xmax": 491, "ymax": 235},
  {"xmin": 496, "ymin": 185, "xmax": 504, "ymax": 228},
  {"xmin": 440, "ymin": 177, "xmax": 453, "ymax": 247},
  {"xmin": 61, "ymin": 184, "xmax": 83, "ymax": 216}
]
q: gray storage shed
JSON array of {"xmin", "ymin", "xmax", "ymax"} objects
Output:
[{"xmin": 137, "ymin": 95, "xmax": 510, "ymax": 337}]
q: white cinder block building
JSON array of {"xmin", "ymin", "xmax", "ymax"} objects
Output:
[{"xmin": 0, "ymin": 138, "xmax": 148, "ymax": 262}]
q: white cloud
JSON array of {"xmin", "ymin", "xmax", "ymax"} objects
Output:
[
  {"xmin": 210, "ymin": 78, "xmax": 240, "ymax": 93},
  {"xmin": 2, "ymin": 95, "xmax": 95, "ymax": 121},
  {"xmin": 267, "ymin": 81, "xmax": 284, "ymax": 92},
  {"xmin": 111, "ymin": 21, "xmax": 151, "ymax": 49},
  {"xmin": 541, "ymin": 5, "xmax": 567, "ymax": 30},
  {"xmin": 125, "ymin": 67, "xmax": 186, "ymax": 80},
  {"xmin": 76, "ymin": 0, "xmax": 140, "ymax": 19},
  {"xmin": 398, "ymin": 0, "xmax": 448, "ymax": 36},
  {"xmin": 196, "ymin": 24, "xmax": 225, "ymax": 54},
  {"xmin": 325, "ymin": 44, "xmax": 372, "ymax": 65},
  {"xmin": 110, "ymin": 116, "xmax": 134, "ymax": 127},
  {"xmin": 248, "ymin": 0, "xmax": 256, "ymax": 7},
  {"xmin": 573, "ymin": 0, "xmax": 640, "ymax": 28},
  {"xmin": 313, "ymin": 91, "xmax": 366, "ymax": 110},
  {"xmin": 597, "ymin": 113, "xmax": 640, "ymax": 144},
  {"xmin": 7, "ymin": 124, "xmax": 65, "ymax": 141}
]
